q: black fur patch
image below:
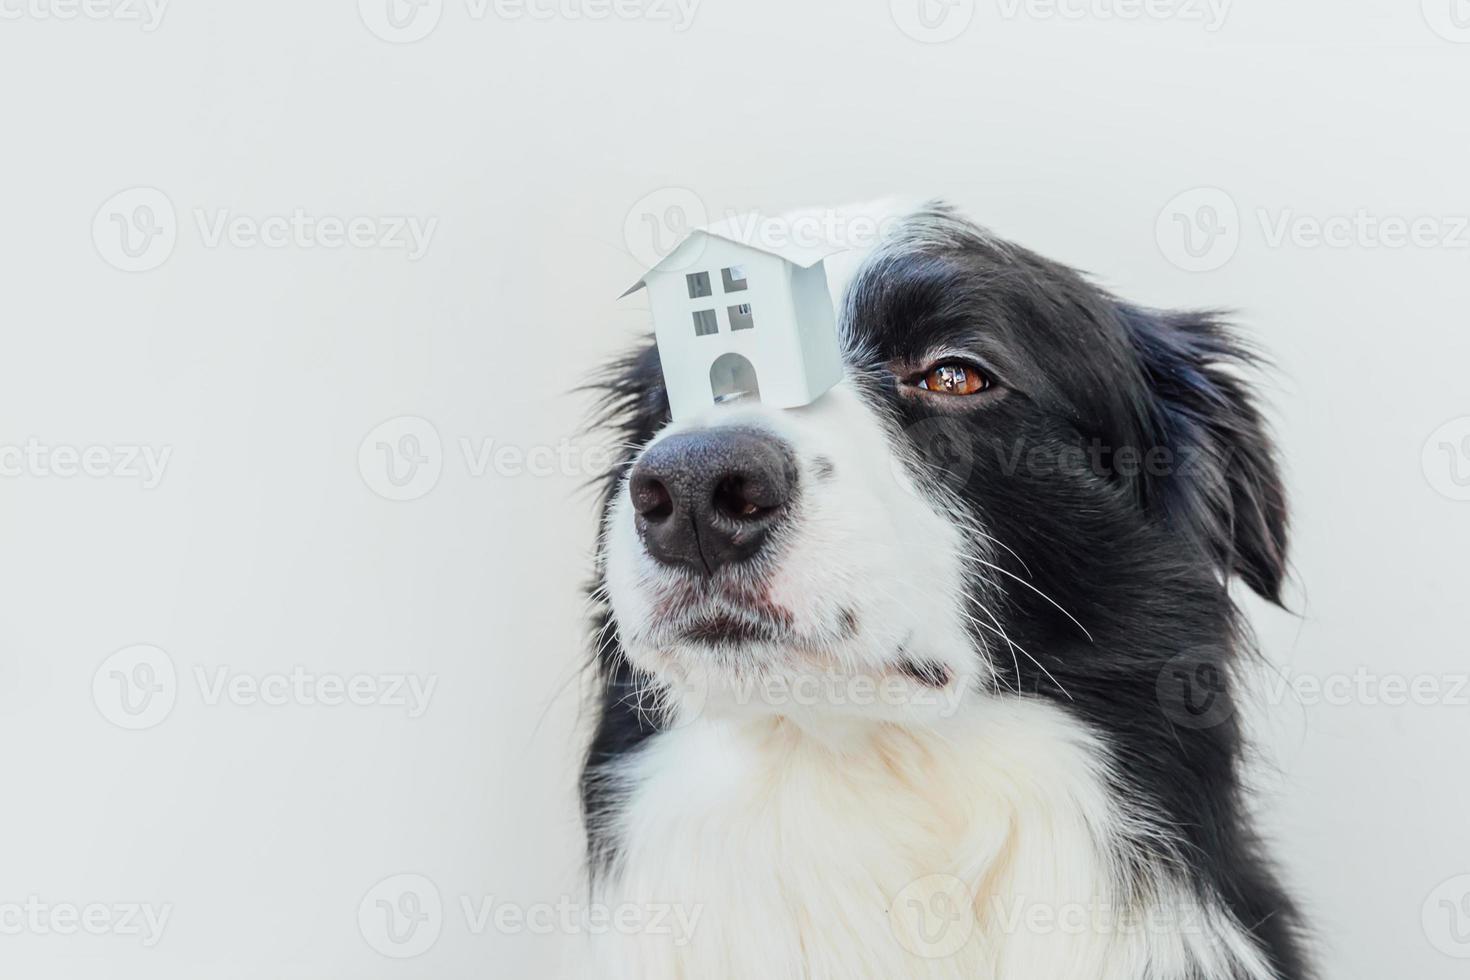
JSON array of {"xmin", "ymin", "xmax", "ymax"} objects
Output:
[{"xmin": 895, "ymin": 658, "xmax": 951, "ymax": 688}]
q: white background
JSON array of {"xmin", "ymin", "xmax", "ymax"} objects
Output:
[{"xmin": 2, "ymin": 1, "xmax": 1468, "ymax": 977}]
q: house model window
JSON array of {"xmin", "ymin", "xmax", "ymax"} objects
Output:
[
  {"xmin": 692, "ymin": 309, "xmax": 719, "ymax": 336},
  {"xmin": 728, "ymin": 303, "xmax": 755, "ymax": 331},
  {"xmin": 721, "ymin": 266, "xmax": 748, "ymax": 292},
  {"xmin": 686, "ymin": 271, "xmax": 712, "ymax": 299}
]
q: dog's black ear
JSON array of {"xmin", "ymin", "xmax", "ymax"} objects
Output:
[
  {"xmin": 578, "ymin": 337, "xmax": 668, "ymax": 680},
  {"xmin": 584, "ymin": 336, "xmax": 670, "ymax": 491},
  {"xmin": 1118, "ymin": 306, "xmax": 1289, "ymax": 603}
]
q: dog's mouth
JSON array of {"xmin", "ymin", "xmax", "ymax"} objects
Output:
[
  {"xmin": 615, "ymin": 550, "xmax": 974, "ymax": 724},
  {"xmin": 642, "ymin": 574, "xmax": 797, "ymax": 650},
  {"xmin": 678, "ymin": 613, "xmax": 781, "ymax": 646},
  {"xmin": 640, "ymin": 582, "xmax": 950, "ymax": 686}
]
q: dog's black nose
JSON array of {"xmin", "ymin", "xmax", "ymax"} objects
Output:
[{"xmin": 629, "ymin": 428, "xmax": 797, "ymax": 575}]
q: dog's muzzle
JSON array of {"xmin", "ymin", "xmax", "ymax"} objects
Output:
[{"xmin": 628, "ymin": 427, "xmax": 797, "ymax": 575}]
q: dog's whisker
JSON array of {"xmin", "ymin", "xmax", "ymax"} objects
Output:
[
  {"xmin": 957, "ymin": 553, "xmax": 1094, "ymax": 644},
  {"xmin": 966, "ymin": 615, "xmax": 1074, "ymax": 702},
  {"xmin": 969, "ymin": 528, "xmax": 1034, "ymax": 580},
  {"xmin": 961, "ymin": 599, "xmax": 1023, "ymax": 697}
]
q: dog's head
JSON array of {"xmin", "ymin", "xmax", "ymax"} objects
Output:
[{"xmin": 593, "ymin": 203, "xmax": 1286, "ymax": 730}]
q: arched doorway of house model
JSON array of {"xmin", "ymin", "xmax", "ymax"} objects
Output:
[{"xmin": 709, "ymin": 352, "xmax": 760, "ymax": 405}]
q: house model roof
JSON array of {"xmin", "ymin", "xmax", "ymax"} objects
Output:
[{"xmin": 622, "ymin": 209, "xmax": 852, "ymax": 298}]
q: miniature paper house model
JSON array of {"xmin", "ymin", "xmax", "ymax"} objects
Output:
[{"xmin": 623, "ymin": 228, "xmax": 845, "ymax": 421}]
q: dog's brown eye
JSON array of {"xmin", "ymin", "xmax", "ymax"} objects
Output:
[{"xmin": 918, "ymin": 363, "xmax": 989, "ymax": 396}]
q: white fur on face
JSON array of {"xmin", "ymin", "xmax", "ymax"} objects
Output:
[{"xmin": 601, "ymin": 379, "xmax": 996, "ymax": 731}]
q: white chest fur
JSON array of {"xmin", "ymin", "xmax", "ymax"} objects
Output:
[{"xmin": 586, "ymin": 700, "xmax": 1274, "ymax": 980}]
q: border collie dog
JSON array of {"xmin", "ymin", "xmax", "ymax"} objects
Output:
[{"xmin": 581, "ymin": 203, "xmax": 1308, "ymax": 979}]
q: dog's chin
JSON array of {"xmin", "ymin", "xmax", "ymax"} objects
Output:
[
  {"xmin": 622, "ymin": 617, "xmax": 972, "ymax": 730},
  {"xmin": 624, "ymin": 611, "xmax": 841, "ymax": 684},
  {"xmin": 618, "ymin": 566, "xmax": 845, "ymax": 668}
]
